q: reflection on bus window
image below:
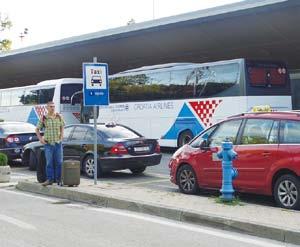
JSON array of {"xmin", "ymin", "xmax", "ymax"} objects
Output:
[
  {"xmin": 39, "ymin": 88, "xmax": 55, "ymax": 104},
  {"xmin": 109, "ymin": 63, "xmax": 240, "ymax": 103},
  {"xmin": 23, "ymin": 89, "xmax": 39, "ymax": 105}
]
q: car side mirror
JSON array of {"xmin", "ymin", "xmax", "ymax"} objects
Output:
[
  {"xmin": 200, "ymin": 139, "xmax": 210, "ymax": 150},
  {"xmin": 200, "ymin": 140, "xmax": 218, "ymax": 152}
]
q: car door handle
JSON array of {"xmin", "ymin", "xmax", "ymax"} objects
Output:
[{"xmin": 262, "ymin": 152, "xmax": 270, "ymax": 156}]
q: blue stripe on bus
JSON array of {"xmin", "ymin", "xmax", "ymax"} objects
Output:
[
  {"xmin": 162, "ymin": 103, "xmax": 204, "ymax": 140},
  {"xmin": 27, "ymin": 108, "xmax": 39, "ymax": 126}
]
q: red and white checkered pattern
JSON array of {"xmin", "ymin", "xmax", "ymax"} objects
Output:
[
  {"xmin": 35, "ymin": 105, "xmax": 48, "ymax": 119},
  {"xmin": 72, "ymin": 112, "xmax": 81, "ymax": 121},
  {"xmin": 189, "ymin": 99, "xmax": 222, "ymax": 127}
]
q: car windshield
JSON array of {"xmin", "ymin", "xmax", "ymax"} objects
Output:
[
  {"xmin": 0, "ymin": 123, "xmax": 36, "ymax": 133},
  {"xmin": 97, "ymin": 125, "xmax": 140, "ymax": 139}
]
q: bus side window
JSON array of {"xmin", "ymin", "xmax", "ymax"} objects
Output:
[
  {"xmin": 1, "ymin": 91, "xmax": 11, "ymax": 106},
  {"xmin": 39, "ymin": 88, "xmax": 55, "ymax": 104},
  {"xmin": 171, "ymin": 69, "xmax": 195, "ymax": 99},
  {"xmin": 23, "ymin": 89, "xmax": 39, "ymax": 105},
  {"xmin": 10, "ymin": 89, "xmax": 25, "ymax": 106}
]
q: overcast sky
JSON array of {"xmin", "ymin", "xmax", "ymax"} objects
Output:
[{"xmin": 1, "ymin": 0, "xmax": 242, "ymax": 50}]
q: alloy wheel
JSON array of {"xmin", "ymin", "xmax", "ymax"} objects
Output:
[
  {"xmin": 277, "ymin": 180, "xmax": 298, "ymax": 208},
  {"xmin": 179, "ymin": 169, "xmax": 196, "ymax": 193},
  {"xmin": 85, "ymin": 157, "xmax": 95, "ymax": 178}
]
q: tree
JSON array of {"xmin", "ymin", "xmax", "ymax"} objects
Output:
[{"xmin": 0, "ymin": 13, "xmax": 12, "ymax": 52}]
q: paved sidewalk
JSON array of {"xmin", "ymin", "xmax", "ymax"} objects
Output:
[{"xmin": 16, "ymin": 177, "xmax": 300, "ymax": 245}]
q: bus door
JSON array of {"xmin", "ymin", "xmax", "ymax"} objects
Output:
[
  {"xmin": 60, "ymin": 84, "xmax": 83, "ymax": 124},
  {"xmin": 70, "ymin": 90, "xmax": 99, "ymax": 124}
]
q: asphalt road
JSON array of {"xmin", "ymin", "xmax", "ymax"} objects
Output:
[
  {"xmin": 0, "ymin": 188, "xmax": 295, "ymax": 247},
  {"xmin": 146, "ymin": 150, "xmax": 173, "ymax": 175}
]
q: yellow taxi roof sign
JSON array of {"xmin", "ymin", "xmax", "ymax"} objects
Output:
[{"xmin": 251, "ymin": 105, "xmax": 273, "ymax": 112}]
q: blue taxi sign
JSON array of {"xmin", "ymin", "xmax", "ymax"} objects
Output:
[{"xmin": 83, "ymin": 63, "xmax": 109, "ymax": 106}]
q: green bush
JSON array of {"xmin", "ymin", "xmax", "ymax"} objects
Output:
[{"xmin": 0, "ymin": 153, "xmax": 8, "ymax": 166}]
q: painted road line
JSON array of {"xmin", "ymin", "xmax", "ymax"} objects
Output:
[
  {"xmin": 145, "ymin": 172, "xmax": 169, "ymax": 178},
  {"xmin": 127, "ymin": 178, "xmax": 170, "ymax": 186},
  {"xmin": 1, "ymin": 189, "xmax": 58, "ymax": 203},
  {"xmin": 153, "ymin": 184, "xmax": 177, "ymax": 189},
  {"xmin": 0, "ymin": 214, "xmax": 36, "ymax": 230},
  {"xmin": 88, "ymin": 207, "xmax": 288, "ymax": 247}
]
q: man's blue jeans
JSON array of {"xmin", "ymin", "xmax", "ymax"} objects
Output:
[{"xmin": 44, "ymin": 142, "xmax": 63, "ymax": 182}]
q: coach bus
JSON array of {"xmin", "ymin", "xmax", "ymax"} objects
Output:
[
  {"xmin": 99, "ymin": 58, "xmax": 292, "ymax": 147},
  {"xmin": 0, "ymin": 78, "xmax": 83, "ymax": 125}
]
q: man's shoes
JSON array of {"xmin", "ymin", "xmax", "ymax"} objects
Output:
[{"xmin": 41, "ymin": 180, "xmax": 53, "ymax": 186}]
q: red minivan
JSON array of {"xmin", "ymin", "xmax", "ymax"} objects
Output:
[{"xmin": 169, "ymin": 112, "xmax": 300, "ymax": 209}]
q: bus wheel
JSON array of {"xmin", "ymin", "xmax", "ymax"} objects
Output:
[{"xmin": 178, "ymin": 130, "xmax": 193, "ymax": 147}]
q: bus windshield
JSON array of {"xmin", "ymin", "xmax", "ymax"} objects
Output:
[
  {"xmin": 246, "ymin": 61, "xmax": 290, "ymax": 96},
  {"xmin": 60, "ymin": 83, "xmax": 83, "ymax": 104}
]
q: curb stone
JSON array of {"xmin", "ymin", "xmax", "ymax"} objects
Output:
[{"xmin": 16, "ymin": 181, "xmax": 300, "ymax": 245}]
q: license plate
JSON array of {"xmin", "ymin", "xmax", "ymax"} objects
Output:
[{"xmin": 134, "ymin": 146, "xmax": 150, "ymax": 152}]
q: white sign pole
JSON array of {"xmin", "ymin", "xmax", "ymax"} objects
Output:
[{"xmin": 93, "ymin": 57, "xmax": 98, "ymax": 185}]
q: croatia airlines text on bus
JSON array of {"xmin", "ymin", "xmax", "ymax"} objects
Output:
[{"xmin": 99, "ymin": 58, "xmax": 292, "ymax": 147}]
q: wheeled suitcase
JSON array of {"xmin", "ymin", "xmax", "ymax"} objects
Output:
[
  {"xmin": 36, "ymin": 149, "xmax": 46, "ymax": 183},
  {"xmin": 61, "ymin": 160, "xmax": 80, "ymax": 186}
]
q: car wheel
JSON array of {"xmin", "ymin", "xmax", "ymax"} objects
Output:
[
  {"xmin": 36, "ymin": 151, "xmax": 46, "ymax": 183},
  {"xmin": 28, "ymin": 151, "xmax": 37, "ymax": 171},
  {"xmin": 83, "ymin": 155, "xmax": 95, "ymax": 178},
  {"xmin": 178, "ymin": 130, "xmax": 193, "ymax": 147},
  {"xmin": 274, "ymin": 174, "xmax": 300, "ymax": 210},
  {"xmin": 130, "ymin": 166, "xmax": 146, "ymax": 174},
  {"xmin": 83, "ymin": 155, "xmax": 102, "ymax": 178},
  {"xmin": 177, "ymin": 164, "xmax": 198, "ymax": 194}
]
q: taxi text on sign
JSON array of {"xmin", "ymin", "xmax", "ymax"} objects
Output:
[{"xmin": 83, "ymin": 63, "xmax": 109, "ymax": 106}]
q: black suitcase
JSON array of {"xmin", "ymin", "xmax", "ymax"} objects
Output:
[
  {"xmin": 61, "ymin": 160, "xmax": 80, "ymax": 186},
  {"xmin": 36, "ymin": 149, "xmax": 46, "ymax": 183}
]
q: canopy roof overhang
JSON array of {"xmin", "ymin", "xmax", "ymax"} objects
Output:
[{"xmin": 0, "ymin": 0, "xmax": 299, "ymax": 88}]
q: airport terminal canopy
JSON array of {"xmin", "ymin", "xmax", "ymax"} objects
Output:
[{"xmin": 0, "ymin": 0, "xmax": 299, "ymax": 88}]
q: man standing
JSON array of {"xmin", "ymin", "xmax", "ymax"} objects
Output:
[{"xmin": 35, "ymin": 101, "xmax": 65, "ymax": 186}]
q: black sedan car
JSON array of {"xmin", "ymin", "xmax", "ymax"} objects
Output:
[
  {"xmin": 0, "ymin": 122, "xmax": 38, "ymax": 164},
  {"xmin": 22, "ymin": 123, "xmax": 162, "ymax": 180}
]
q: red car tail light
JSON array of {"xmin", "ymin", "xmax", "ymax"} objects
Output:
[
  {"xmin": 5, "ymin": 135, "xmax": 20, "ymax": 144},
  {"xmin": 110, "ymin": 143, "xmax": 128, "ymax": 155},
  {"xmin": 155, "ymin": 143, "xmax": 161, "ymax": 153}
]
